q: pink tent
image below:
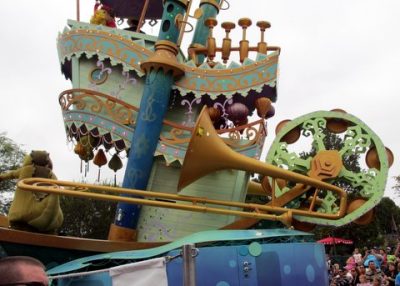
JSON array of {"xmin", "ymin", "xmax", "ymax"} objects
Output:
[{"xmin": 317, "ymin": 237, "xmax": 353, "ymax": 245}]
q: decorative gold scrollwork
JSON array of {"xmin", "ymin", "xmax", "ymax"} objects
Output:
[
  {"xmin": 160, "ymin": 118, "xmax": 266, "ymax": 150},
  {"xmin": 59, "ymin": 89, "xmax": 137, "ymax": 125},
  {"xmin": 160, "ymin": 127, "xmax": 191, "ymax": 145},
  {"xmin": 221, "ymin": 120, "xmax": 265, "ymax": 149}
]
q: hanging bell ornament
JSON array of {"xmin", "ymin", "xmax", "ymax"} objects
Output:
[
  {"xmin": 255, "ymin": 97, "xmax": 272, "ymax": 118},
  {"xmin": 265, "ymin": 105, "xmax": 275, "ymax": 119},
  {"xmin": 79, "ymin": 149, "xmax": 94, "ymax": 162},
  {"xmin": 207, "ymin": 106, "xmax": 221, "ymax": 122},
  {"xmin": 93, "ymin": 149, "xmax": 108, "ymax": 181},
  {"xmin": 74, "ymin": 142, "xmax": 86, "ymax": 156},
  {"xmin": 74, "ymin": 143, "xmax": 85, "ymax": 173},
  {"xmin": 108, "ymin": 153, "xmax": 123, "ymax": 186},
  {"xmin": 79, "ymin": 149, "xmax": 94, "ymax": 177}
]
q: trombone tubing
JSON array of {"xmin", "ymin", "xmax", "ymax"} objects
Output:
[
  {"xmin": 18, "ymin": 178, "xmax": 345, "ymax": 220},
  {"xmin": 216, "ymin": 150, "xmax": 347, "ymax": 218},
  {"xmin": 18, "ymin": 179, "xmax": 286, "ymax": 223}
]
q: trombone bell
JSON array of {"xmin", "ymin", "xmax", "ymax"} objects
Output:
[{"xmin": 178, "ymin": 107, "xmax": 346, "ymax": 212}]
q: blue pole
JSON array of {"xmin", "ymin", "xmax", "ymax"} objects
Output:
[{"xmin": 109, "ymin": 0, "xmax": 187, "ymax": 241}]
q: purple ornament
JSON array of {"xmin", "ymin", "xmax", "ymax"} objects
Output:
[{"xmin": 226, "ymin": 102, "xmax": 249, "ymax": 126}]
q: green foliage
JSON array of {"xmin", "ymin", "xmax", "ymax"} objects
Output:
[
  {"xmin": 393, "ymin": 175, "xmax": 400, "ymax": 193},
  {"xmin": 313, "ymin": 197, "xmax": 400, "ymax": 249},
  {"xmin": 0, "ymin": 133, "xmax": 26, "ymax": 172},
  {"xmin": 58, "ymin": 180, "xmax": 117, "ymax": 239},
  {"xmin": 0, "ymin": 133, "xmax": 26, "ymax": 215}
]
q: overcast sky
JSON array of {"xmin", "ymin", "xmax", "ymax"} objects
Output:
[{"xmin": 0, "ymin": 1, "xmax": 399, "ymax": 203}]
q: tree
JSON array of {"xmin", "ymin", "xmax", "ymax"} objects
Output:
[
  {"xmin": 393, "ymin": 175, "xmax": 400, "ymax": 193},
  {"xmin": 59, "ymin": 180, "xmax": 117, "ymax": 239},
  {"xmin": 0, "ymin": 133, "xmax": 26, "ymax": 215},
  {"xmin": 313, "ymin": 197, "xmax": 400, "ymax": 249}
]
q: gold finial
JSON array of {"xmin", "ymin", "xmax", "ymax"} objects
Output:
[
  {"xmin": 257, "ymin": 21, "xmax": 271, "ymax": 54},
  {"xmin": 221, "ymin": 21, "xmax": 235, "ymax": 63},
  {"xmin": 204, "ymin": 18, "xmax": 218, "ymax": 61},
  {"xmin": 238, "ymin": 18, "xmax": 252, "ymax": 39},
  {"xmin": 238, "ymin": 18, "xmax": 252, "ymax": 63}
]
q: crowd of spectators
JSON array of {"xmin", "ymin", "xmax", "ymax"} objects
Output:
[{"xmin": 328, "ymin": 243, "xmax": 400, "ymax": 286}]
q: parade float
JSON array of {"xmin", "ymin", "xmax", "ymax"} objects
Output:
[{"xmin": 0, "ymin": 0, "xmax": 394, "ymax": 285}]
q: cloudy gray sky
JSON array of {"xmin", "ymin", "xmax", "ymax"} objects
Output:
[{"xmin": 0, "ymin": 1, "xmax": 399, "ymax": 203}]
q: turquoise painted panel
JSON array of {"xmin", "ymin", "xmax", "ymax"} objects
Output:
[
  {"xmin": 67, "ymin": 20, "xmax": 159, "ymax": 43},
  {"xmin": 136, "ymin": 158, "xmax": 249, "ymax": 242},
  {"xmin": 63, "ymin": 109, "xmax": 260, "ymax": 164},
  {"xmin": 174, "ymin": 52, "xmax": 278, "ymax": 98},
  {"xmin": 58, "ymin": 24, "xmax": 154, "ymax": 77},
  {"xmin": 47, "ymin": 229, "xmax": 312, "ymax": 275},
  {"xmin": 76, "ymin": 57, "xmax": 144, "ymax": 108},
  {"xmin": 63, "ymin": 111, "xmax": 132, "ymax": 142},
  {"xmin": 58, "ymin": 22, "xmax": 278, "ymax": 99}
]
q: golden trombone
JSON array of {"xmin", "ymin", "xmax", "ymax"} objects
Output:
[
  {"xmin": 18, "ymin": 178, "xmax": 293, "ymax": 226},
  {"xmin": 18, "ymin": 107, "xmax": 347, "ymax": 228}
]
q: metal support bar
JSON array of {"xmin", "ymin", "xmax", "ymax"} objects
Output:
[
  {"xmin": 76, "ymin": 0, "xmax": 80, "ymax": 21},
  {"xmin": 183, "ymin": 244, "xmax": 198, "ymax": 286},
  {"xmin": 137, "ymin": 0, "xmax": 150, "ymax": 32}
]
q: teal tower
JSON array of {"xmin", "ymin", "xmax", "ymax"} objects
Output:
[{"xmin": 190, "ymin": 0, "xmax": 223, "ymax": 64}]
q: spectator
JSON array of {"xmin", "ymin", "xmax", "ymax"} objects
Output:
[
  {"xmin": 333, "ymin": 268, "xmax": 351, "ymax": 286},
  {"xmin": 0, "ymin": 256, "xmax": 48, "ymax": 285},
  {"xmin": 380, "ymin": 248, "xmax": 388, "ymax": 272},
  {"xmin": 354, "ymin": 248, "xmax": 363, "ymax": 265},
  {"xmin": 357, "ymin": 274, "xmax": 372, "ymax": 286},
  {"xmin": 394, "ymin": 262, "xmax": 400, "ymax": 286},
  {"xmin": 354, "ymin": 265, "xmax": 367, "ymax": 285},
  {"xmin": 345, "ymin": 265, "xmax": 355, "ymax": 284},
  {"xmin": 366, "ymin": 261, "xmax": 383, "ymax": 283},
  {"xmin": 387, "ymin": 249, "xmax": 397, "ymax": 265},
  {"xmin": 348, "ymin": 267, "xmax": 359, "ymax": 286},
  {"xmin": 372, "ymin": 248, "xmax": 384, "ymax": 266},
  {"xmin": 372, "ymin": 276, "xmax": 382, "ymax": 286},
  {"xmin": 0, "ymin": 150, "xmax": 63, "ymax": 233},
  {"xmin": 384, "ymin": 262, "xmax": 397, "ymax": 286},
  {"xmin": 365, "ymin": 249, "xmax": 382, "ymax": 269},
  {"xmin": 359, "ymin": 265, "xmax": 367, "ymax": 276},
  {"xmin": 347, "ymin": 255, "xmax": 357, "ymax": 271}
]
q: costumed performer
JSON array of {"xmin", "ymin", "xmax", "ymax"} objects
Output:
[{"xmin": 0, "ymin": 150, "xmax": 63, "ymax": 233}]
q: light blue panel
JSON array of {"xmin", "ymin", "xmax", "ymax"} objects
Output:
[
  {"xmin": 47, "ymin": 229, "xmax": 311, "ymax": 275},
  {"xmin": 52, "ymin": 241, "xmax": 327, "ymax": 286}
]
